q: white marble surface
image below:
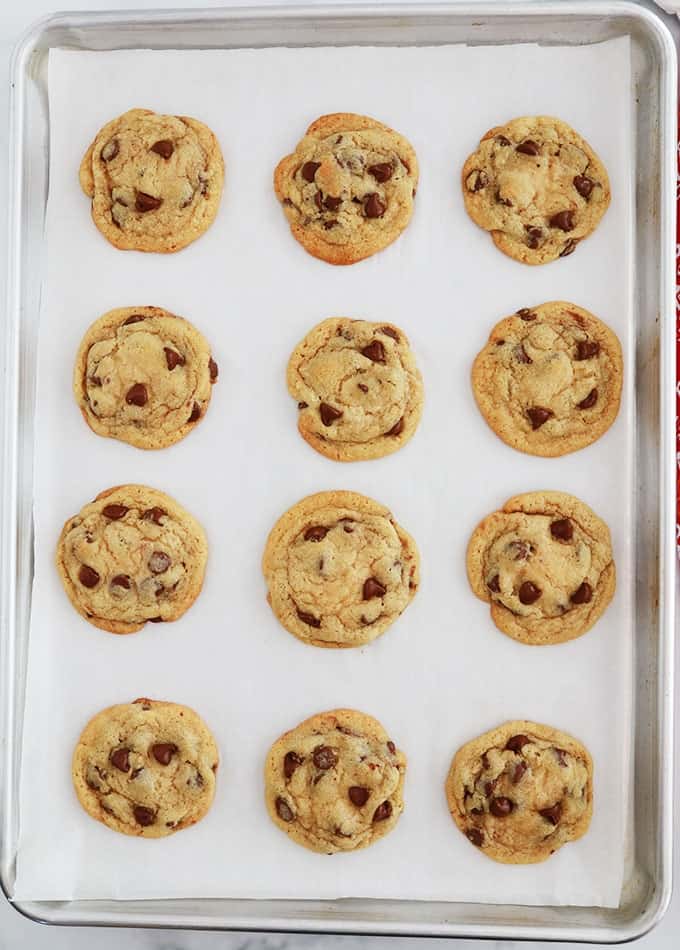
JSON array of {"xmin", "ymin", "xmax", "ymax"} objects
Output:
[{"xmin": 0, "ymin": 1, "xmax": 677, "ymax": 946}]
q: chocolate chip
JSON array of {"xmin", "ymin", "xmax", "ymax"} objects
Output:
[
  {"xmin": 349, "ymin": 786, "xmax": 370, "ymax": 807},
  {"xmin": 527, "ymin": 406, "xmax": 553, "ymax": 430},
  {"xmin": 368, "ymin": 162, "xmax": 393, "ymax": 182},
  {"xmin": 380, "ymin": 326, "xmax": 399, "ymax": 341},
  {"xmin": 373, "ymin": 800, "xmax": 392, "ymax": 822},
  {"xmin": 149, "ymin": 551, "xmax": 171, "ymax": 574},
  {"xmin": 132, "ymin": 805, "xmax": 155, "ymax": 827},
  {"xmin": 151, "ymin": 743, "xmax": 177, "ymax": 765},
  {"xmin": 512, "ymin": 761, "xmax": 527, "ymax": 784},
  {"xmin": 276, "ymin": 796, "xmax": 294, "ymax": 822},
  {"xmin": 123, "ymin": 315, "xmax": 145, "ymax": 326},
  {"xmin": 135, "ymin": 191, "xmax": 163, "ymax": 213},
  {"xmin": 517, "ymin": 308, "xmax": 536, "ymax": 321},
  {"xmin": 519, "ymin": 581, "xmax": 541, "ymax": 605},
  {"xmin": 148, "ymin": 616, "xmax": 164, "ymax": 623},
  {"xmin": 386, "ymin": 417, "xmax": 404, "ymax": 437},
  {"xmin": 525, "ymin": 226, "xmax": 543, "ymax": 249},
  {"xmin": 313, "ymin": 191, "xmax": 323, "ymax": 211},
  {"xmin": 363, "ymin": 577, "xmax": 386, "ymax": 600},
  {"xmin": 578, "ymin": 388, "xmax": 598, "ymax": 409},
  {"xmin": 111, "ymin": 574, "xmax": 131, "ymax": 589},
  {"xmin": 284, "ymin": 751, "xmax": 303, "ymax": 779},
  {"xmin": 319, "ymin": 402, "xmax": 342, "ymax": 426},
  {"xmin": 487, "ymin": 574, "xmax": 500, "ymax": 593},
  {"xmin": 469, "ymin": 170, "xmax": 488, "ymax": 192},
  {"xmin": 560, "ymin": 239, "xmax": 578, "ymax": 258},
  {"xmin": 209, "ymin": 357, "xmax": 219, "ymax": 382},
  {"xmin": 550, "ymin": 210, "xmax": 576, "ymax": 232},
  {"xmin": 89, "ymin": 376, "xmax": 102, "ymax": 387},
  {"xmin": 550, "ymin": 519, "xmax": 573, "ymax": 542},
  {"xmin": 575, "ymin": 340, "xmax": 600, "ymax": 361},
  {"xmin": 574, "ymin": 175, "xmax": 594, "ymax": 198},
  {"xmin": 496, "ymin": 135, "xmax": 511, "ymax": 147},
  {"xmin": 313, "ymin": 746, "xmax": 338, "ymax": 770},
  {"xmin": 364, "ymin": 194, "xmax": 386, "ymax": 218},
  {"xmin": 361, "ymin": 340, "xmax": 386, "ymax": 363},
  {"xmin": 539, "ymin": 803, "xmax": 562, "ymax": 825},
  {"xmin": 125, "ymin": 383, "xmax": 148, "ymax": 407},
  {"xmin": 322, "ymin": 195, "xmax": 342, "ymax": 212},
  {"xmin": 505, "ymin": 734, "xmax": 531, "ymax": 753},
  {"xmin": 297, "ymin": 609, "xmax": 320, "ymax": 628},
  {"xmin": 490, "ymin": 796, "xmax": 514, "ymax": 817},
  {"xmin": 466, "ymin": 828, "xmax": 484, "ymax": 846},
  {"xmin": 342, "ymin": 521, "xmax": 354, "ymax": 533},
  {"xmin": 78, "ymin": 565, "xmax": 100, "ymax": 588},
  {"xmin": 571, "ymin": 581, "xmax": 593, "ymax": 605},
  {"xmin": 509, "ymin": 540, "xmax": 530, "ymax": 561},
  {"xmin": 297, "ymin": 401, "xmax": 308, "ymax": 410},
  {"xmin": 515, "ymin": 344, "xmax": 532, "ymax": 364},
  {"xmin": 110, "ymin": 748, "xmax": 130, "ymax": 772},
  {"xmin": 554, "ymin": 748, "xmax": 568, "ymax": 767},
  {"xmin": 516, "ymin": 140, "xmax": 540, "ymax": 155},
  {"xmin": 484, "ymin": 779, "xmax": 497, "ymax": 797},
  {"xmin": 495, "ymin": 191, "xmax": 513, "ymax": 207},
  {"xmin": 102, "ymin": 504, "xmax": 128, "ymax": 520},
  {"xmin": 387, "ymin": 741, "xmax": 396, "ymax": 754},
  {"xmin": 188, "ymin": 403, "xmax": 201, "ymax": 423},
  {"xmin": 301, "ymin": 161, "xmax": 320, "ymax": 182},
  {"xmin": 470, "ymin": 806, "xmax": 484, "ymax": 816},
  {"xmin": 143, "ymin": 507, "xmax": 165, "ymax": 524},
  {"xmin": 101, "ymin": 139, "xmax": 119, "ymax": 162},
  {"xmin": 358, "ymin": 383, "xmax": 369, "ymax": 393},
  {"xmin": 164, "ymin": 347, "xmax": 185, "ymax": 370},
  {"xmin": 304, "ymin": 525, "xmax": 328, "ymax": 542},
  {"xmin": 150, "ymin": 139, "xmax": 174, "ymax": 159}
]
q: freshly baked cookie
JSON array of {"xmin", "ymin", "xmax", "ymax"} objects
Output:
[
  {"xmin": 72, "ymin": 698, "xmax": 218, "ymax": 837},
  {"xmin": 262, "ymin": 491, "xmax": 419, "ymax": 648},
  {"xmin": 265, "ymin": 708, "xmax": 406, "ymax": 854},
  {"xmin": 74, "ymin": 306, "xmax": 218, "ymax": 450},
  {"xmin": 462, "ymin": 116, "xmax": 610, "ymax": 264},
  {"xmin": 79, "ymin": 108, "xmax": 224, "ymax": 253},
  {"xmin": 445, "ymin": 720, "xmax": 593, "ymax": 864},
  {"xmin": 288, "ymin": 318, "xmax": 423, "ymax": 461},
  {"xmin": 56, "ymin": 484, "xmax": 208, "ymax": 634},
  {"xmin": 274, "ymin": 113, "xmax": 418, "ymax": 265},
  {"xmin": 467, "ymin": 491, "xmax": 615, "ymax": 645},
  {"xmin": 471, "ymin": 302, "xmax": 623, "ymax": 457}
]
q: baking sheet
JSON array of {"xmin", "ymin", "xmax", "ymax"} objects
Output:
[{"xmin": 14, "ymin": 39, "xmax": 633, "ymax": 906}]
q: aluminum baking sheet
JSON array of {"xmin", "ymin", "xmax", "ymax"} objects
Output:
[{"xmin": 2, "ymin": 2, "xmax": 675, "ymax": 941}]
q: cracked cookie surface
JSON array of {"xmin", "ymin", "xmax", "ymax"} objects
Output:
[
  {"xmin": 274, "ymin": 113, "xmax": 418, "ymax": 265},
  {"xmin": 79, "ymin": 108, "xmax": 224, "ymax": 253},
  {"xmin": 467, "ymin": 491, "xmax": 615, "ymax": 645},
  {"xmin": 446, "ymin": 720, "xmax": 593, "ymax": 864},
  {"xmin": 262, "ymin": 491, "xmax": 419, "ymax": 648},
  {"xmin": 288, "ymin": 318, "xmax": 423, "ymax": 461},
  {"xmin": 265, "ymin": 708, "xmax": 406, "ymax": 854},
  {"xmin": 74, "ymin": 306, "xmax": 218, "ymax": 450},
  {"xmin": 72, "ymin": 698, "xmax": 218, "ymax": 838},
  {"xmin": 56, "ymin": 484, "xmax": 208, "ymax": 634},
  {"xmin": 471, "ymin": 302, "xmax": 623, "ymax": 457},
  {"xmin": 462, "ymin": 116, "xmax": 610, "ymax": 265}
]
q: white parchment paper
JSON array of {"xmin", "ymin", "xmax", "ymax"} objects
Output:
[{"xmin": 14, "ymin": 40, "xmax": 633, "ymax": 906}]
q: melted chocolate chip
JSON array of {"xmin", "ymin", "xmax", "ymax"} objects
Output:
[
  {"xmin": 516, "ymin": 140, "xmax": 540, "ymax": 155},
  {"xmin": 570, "ymin": 582, "xmax": 593, "ymax": 605},
  {"xmin": 101, "ymin": 139, "xmax": 119, "ymax": 162},
  {"xmin": 386, "ymin": 417, "xmax": 405, "ymax": 437},
  {"xmin": 496, "ymin": 135, "xmax": 511, "ymax": 147},
  {"xmin": 297, "ymin": 609, "xmax": 321, "ymax": 628},
  {"xmin": 348, "ymin": 786, "xmax": 370, "ymax": 807},
  {"xmin": 512, "ymin": 761, "xmax": 527, "ymax": 784},
  {"xmin": 373, "ymin": 800, "xmax": 392, "ymax": 822},
  {"xmin": 363, "ymin": 577, "xmax": 386, "ymax": 600},
  {"xmin": 550, "ymin": 519, "xmax": 573, "ymax": 542},
  {"xmin": 515, "ymin": 344, "xmax": 532, "ymax": 364},
  {"xmin": 550, "ymin": 210, "xmax": 576, "ymax": 232},
  {"xmin": 78, "ymin": 565, "xmax": 100, "ymax": 588},
  {"xmin": 487, "ymin": 574, "xmax": 501, "ymax": 593},
  {"xmin": 135, "ymin": 191, "xmax": 163, "ymax": 213},
  {"xmin": 573, "ymin": 175, "xmax": 594, "ymax": 198},
  {"xmin": 304, "ymin": 525, "xmax": 328, "ymax": 542},
  {"xmin": 125, "ymin": 383, "xmax": 148, "ymax": 407},
  {"xmin": 164, "ymin": 347, "xmax": 185, "ymax": 370},
  {"xmin": 188, "ymin": 403, "xmax": 201, "ymax": 423},
  {"xmin": 525, "ymin": 226, "xmax": 543, "ymax": 249},
  {"xmin": 110, "ymin": 748, "xmax": 130, "ymax": 772},
  {"xmin": 368, "ymin": 162, "xmax": 393, "ymax": 182},
  {"xmin": 361, "ymin": 340, "xmax": 386, "ymax": 363},
  {"xmin": 149, "ymin": 551, "xmax": 171, "ymax": 574},
  {"xmin": 133, "ymin": 805, "xmax": 156, "ymax": 827},
  {"xmin": 284, "ymin": 751, "xmax": 303, "ymax": 779},
  {"xmin": 578, "ymin": 388, "xmax": 598, "ymax": 409},
  {"xmin": 539, "ymin": 803, "xmax": 562, "ymax": 825},
  {"xmin": 490, "ymin": 796, "xmax": 514, "ymax": 817},
  {"xmin": 143, "ymin": 507, "xmax": 165, "ymax": 525},
  {"xmin": 297, "ymin": 401, "xmax": 308, "ymax": 410},
  {"xmin": 313, "ymin": 746, "xmax": 338, "ymax": 770},
  {"xmin": 319, "ymin": 403, "xmax": 343, "ymax": 426},
  {"xmin": 276, "ymin": 797, "xmax": 295, "ymax": 822},
  {"xmin": 560, "ymin": 239, "xmax": 579, "ymax": 258},
  {"xmin": 364, "ymin": 194, "xmax": 386, "ymax": 218},
  {"xmin": 517, "ymin": 308, "xmax": 536, "ymax": 321},
  {"xmin": 387, "ymin": 740, "xmax": 396, "ymax": 754},
  {"xmin": 505, "ymin": 734, "xmax": 531, "ymax": 753},
  {"xmin": 575, "ymin": 340, "xmax": 600, "ymax": 360},
  {"xmin": 111, "ymin": 574, "xmax": 131, "ymax": 590},
  {"xmin": 313, "ymin": 191, "xmax": 323, "ymax": 211},
  {"xmin": 470, "ymin": 170, "xmax": 488, "ymax": 192},
  {"xmin": 102, "ymin": 504, "xmax": 128, "ymax": 520},
  {"xmin": 123, "ymin": 315, "xmax": 145, "ymax": 326},
  {"xmin": 466, "ymin": 828, "xmax": 484, "ymax": 846},
  {"xmin": 380, "ymin": 326, "xmax": 399, "ymax": 341},
  {"xmin": 151, "ymin": 743, "xmax": 177, "ymax": 765},
  {"xmin": 301, "ymin": 161, "xmax": 320, "ymax": 182},
  {"xmin": 209, "ymin": 357, "xmax": 219, "ymax": 382},
  {"xmin": 527, "ymin": 406, "xmax": 553, "ymax": 430},
  {"xmin": 519, "ymin": 581, "xmax": 542, "ymax": 605},
  {"xmin": 323, "ymin": 195, "xmax": 342, "ymax": 212},
  {"xmin": 150, "ymin": 139, "xmax": 174, "ymax": 159},
  {"xmin": 358, "ymin": 383, "xmax": 369, "ymax": 393}
]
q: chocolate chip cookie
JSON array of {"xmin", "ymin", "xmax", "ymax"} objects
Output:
[
  {"xmin": 467, "ymin": 491, "xmax": 615, "ymax": 645},
  {"xmin": 265, "ymin": 708, "xmax": 406, "ymax": 854},
  {"xmin": 79, "ymin": 108, "xmax": 224, "ymax": 253},
  {"xmin": 72, "ymin": 698, "xmax": 219, "ymax": 837},
  {"xmin": 274, "ymin": 113, "xmax": 418, "ymax": 265},
  {"xmin": 262, "ymin": 491, "xmax": 419, "ymax": 648},
  {"xmin": 56, "ymin": 484, "xmax": 208, "ymax": 634},
  {"xmin": 472, "ymin": 302, "xmax": 623, "ymax": 457},
  {"xmin": 445, "ymin": 720, "xmax": 593, "ymax": 864},
  {"xmin": 74, "ymin": 306, "xmax": 218, "ymax": 450},
  {"xmin": 288, "ymin": 318, "xmax": 423, "ymax": 461},
  {"xmin": 462, "ymin": 116, "xmax": 610, "ymax": 264}
]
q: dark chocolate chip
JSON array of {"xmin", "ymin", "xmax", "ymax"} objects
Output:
[
  {"xmin": 101, "ymin": 139, "xmax": 119, "ymax": 161},
  {"xmin": 297, "ymin": 401, "xmax": 308, "ymax": 410},
  {"xmin": 515, "ymin": 344, "xmax": 532, "ymax": 364},
  {"xmin": 304, "ymin": 525, "xmax": 328, "ymax": 542},
  {"xmin": 363, "ymin": 577, "xmax": 386, "ymax": 600},
  {"xmin": 516, "ymin": 140, "xmax": 540, "ymax": 155},
  {"xmin": 135, "ymin": 191, "xmax": 163, "ymax": 213},
  {"xmin": 495, "ymin": 190, "xmax": 513, "ymax": 207},
  {"xmin": 505, "ymin": 734, "xmax": 531, "ymax": 753},
  {"xmin": 380, "ymin": 326, "xmax": 399, "ymax": 341},
  {"xmin": 519, "ymin": 581, "xmax": 542, "ymax": 605},
  {"xmin": 151, "ymin": 743, "xmax": 177, "ymax": 765},
  {"xmin": 373, "ymin": 800, "xmax": 392, "ymax": 822},
  {"xmin": 313, "ymin": 191, "xmax": 323, "ymax": 211},
  {"xmin": 111, "ymin": 574, "xmax": 131, "ymax": 589},
  {"xmin": 209, "ymin": 357, "xmax": 219, "ymax": 382},
  {"xmin": 487, "ymin": 574, "xmax": 501, "ymax": 593},
  {"xmin": 525, "ymin": 226, "xmax": 543, "ymax": 249},
  {"xmin": 133, "ymin": 805, "xmax": 156, "ymax": 827},
  {"xmin": 496, "ymin": 135, "xmax": 511, "ymax": 147},
  {"xmin": 550, "ymin": 519, "xmax": 573, "ymax": 542},
  {"xmin": 490, "ymin": 796, "xmax": 514, "ymax": 817},
  {"xmin": 386, "ymin": 417, "xmax": 404, "ymax": 437},
  {"xmin": 539, "ymin": 802, "xmax": 562, "ymax": 826},
  {"xmin": 319, "ymin": 402, "xmax": 343, "ymax": 426},
  {"xmin": 164, "ymin": 347, "xmax": 185, "ymax": 370},
  {"xmin": 78, "ymin": 564, "xmax": 100, "ymax": 588},
  {"xmin": 575, "ymin": 340, "xmax": 600, "ymax": 361},
  {"xmin": 348, "ymin": 786, "xmax": 370, "ymax": 807},
  {"xmin": 364, "ymin": 194, "xmax": 386, "ymax": 218},
  {"xmin": 466, "ymin": 828, "xmax": 484, "ymax": 846},
  {"xmin": 149, "ymin": 551, "xmax": 171, "ymax": 574},
  {"xmin": 560, "ymin": 239, "xmax": 579, "ymax": 258},
  {"xmin": 313, "ymin": 746, "xmax": 338, "ymax": 770},
  {"xmin": 578, "ymin": 388, "xmax": 598, "ymax": 409},
  {"xmin": 469, "ymin": 170, "xmax": 488, "ymax": 192},
  {"xmin": 570, "ymin": 582, "xmax": 593, "ymax": 605},
  {"xmin": 512, "ymin": 761, "xmax": 527, "ymax": 784},
  {"xmin": 358, "ymin": 383, "xmax": 369, "ymax": 393},
  {"xmin": 550, "ymin": 210, "xmax": 576, "ymax": 232},
  {"xmin": 508, "ymin": 540, "xmax": 530, "ymax": 561},
  {"xmin": 102, "ymin": 504, "xmax": 128, "ymax": 520},
  {"xmin": 297, "ymin": 609, "xmax": 321, "ymax": 628},
  {"xmin": 143, "ymin": 507, "xmax": 165, "ymax": 524},
  {"xmin": 517, "ymin": 308, "xmax": 536, "ymax": 321},
  {"xmin": 110, "ymin": 748, "xmax": 130, "ymax": 772},
  {"xmin": 123, "ymin": 315, "xmax": 145, "ymax": 326},
  {"xmin": 527, "ymin": 406, "xmax": 553, "ymax": 430},
  {"xmin": 554, "ymin": 748, "xmax": 568, "ymax": 766},
  {"xmin": 188, "ymin": 403, "xmax": 201, "ymax": 423},
  {"xmin": 276, "ymin": 797, "xmax": 295, "ymax": 822},
  {"xmin": 573, "ymin": 175, "xmax": 594, "ymax": 198},
  {"xmin": 301, "ymin": 161, "xmax": 320, "ymax": 182},
  {"xmin": 284, "ymin": 751, "xmax": 303, "ymax": 779},
  {"xmin": 125, "ymin": 383, "xmax": 148, "ymax": 407},
  {"xmin": 150, "ymin": 139, "xmax": 174, "ymax": 159},
  {"xmin": 368, "ymin": 162, "xmax": 393, "ymax": 182},
  {"xmin": 148, "ymin": 616, "xmax": 164, "ymax": 623},
  {"xmin": 323, "ymin": 195, "xmax": 342, "ymax": 212},
  {"xmin": 361, "ymin": 340, "xmax": 386, "ymax": 363},
  {"xmin": 387, "ymin": 741, "xmax": 396, "ymax": 754}
]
